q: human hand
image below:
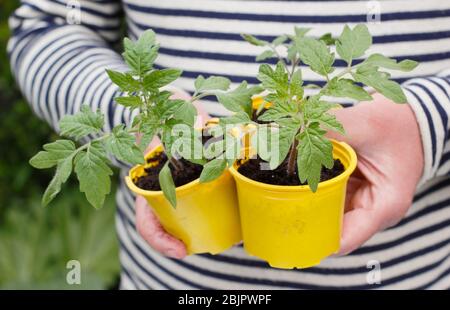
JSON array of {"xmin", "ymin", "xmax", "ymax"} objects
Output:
[{"xmin": 328, "ymin": 93, "xmax": 424, "ymax": 255}]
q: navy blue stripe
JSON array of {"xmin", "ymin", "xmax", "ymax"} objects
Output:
[
  {"xmin": 413, "ymin": 177, "xmax": 450, "ymax": 202},
  {"xmin": 409, "ymin": 82, "xmax": 448, "ymax": 147},
  {"xmin": 412, "ymin": 265, "xmax": 450, "ymax": 289},
  {"xmin": 426, "ymin": 77, "xmax": 450, "ymax": 97},
  {"xmin": 121, "ymin": 264, "xmax": 151, "ymax": 290},
  {"xmin": 404, "ymin": 88, "xmax": 437, "ymax": 167},
  {"xmin": 53, "ymin": 0, "xmax": 123, "ymax": 18},
  {"xmin": 125, "ymin": 3, "xmax": 450, "ymax": 23},
  {"xmin": 353, "ymin": 217, "xmax": 450, "ymax": 255},
  {"xmin": 21, "ymin": 2, "xmax": 121, "ymax": 32},
  {"xmin": 132, "ymin": 20, "xmax": 450, "ymax": 44},
  {"xmin": 118, "ymin": 237, "xmax": 172, "ymax": 289}
]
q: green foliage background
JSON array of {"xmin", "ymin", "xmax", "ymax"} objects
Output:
[{"xmin": 0, "ymin": 0, "xmax": 120, "ymax": 289}]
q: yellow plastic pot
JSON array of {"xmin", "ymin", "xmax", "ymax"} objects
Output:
[
  {"xmin": 125, "ymin": 145, "xmax": 242, "ymax": 255},
  {"xmin": 229, "ymin": 140, "xmax": 357, "ymax": 269}
]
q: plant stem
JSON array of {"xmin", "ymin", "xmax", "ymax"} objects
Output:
[{"xmin": 286, "ymin": 138, "xmax": 299, "ymax": 176}]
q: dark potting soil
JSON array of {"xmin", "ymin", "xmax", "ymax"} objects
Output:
[
  {"xmin": 237, "ymin": 156, "xmax": 345, "ymax": 186},
  {"xmin": 134, "ymin": 152, "xmax": 203, "ymax": 191}
]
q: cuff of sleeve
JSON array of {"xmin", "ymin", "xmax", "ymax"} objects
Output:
[{"xmin": 402, "ymin": 77, "xmax": 450, "ymax": 186}]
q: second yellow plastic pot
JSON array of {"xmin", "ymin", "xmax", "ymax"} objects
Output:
[
  {"xmin": 125, "ymin": 145, "xmax": 242, "ymax": 255},
  {"xmin": 229, "ymin": 140, "xmax": 357, "ymax": 269}
]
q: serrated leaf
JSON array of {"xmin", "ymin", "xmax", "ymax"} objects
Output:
[
  {"xmin": 172, "ymin": 100, "xmax": 197, "ymax": 126},
  {"xmin": 258, "ymin": 101, "xmax": 296, "ymax": 122},
  {"xmin": 297, "ymin": 123, "xmax": 334, "ymax": 192},
  {"xmin": 290, "ymin": 69, "xmax": 304, "ymax": 98},
  {"xmin": 297, "ymin": 37, "xmax": 335, "ymax": 76},
  {"xmin": 323, "ymin": 78, "xmax": 372, "ymax": 101},
  {"xmin": 241, "ymin": 34, "xmax": 268, "ymax": 46},
  {"xmin": 352, "ymin": 65, "xmax": 407, "ymax": 103},
  {"xmin": 30, "ymin": 140, "xmax": 76, "ymax": 169},
  {"xmin": 304, "ymin": 98, "xmax": 345, "ymax": 134},
  {"xmin": 216, "ymin": 81, "xmax": 262, "ymax": 116},
  {"xmin": 59, "ymin": 106, "xmax": 104, "ymax": 140},
  {"xmin": 269, "ymin": 118, "xmax": 301, "ymax": 169},
  {"xmin": 42, "ymin": 153, "xmax": 75, "ymax": 206},
  {"xmin": 104, "ymin": 126, "xmax": 144, "ymax": 165},
  {"xmin": 122, "ymin": 30, "xmax": 159, "ymax": 76},
  {"xmin": 257, "ymin": 62, "xmax": 288, "ymax": 94},
  {"xmin": 200, "ymin": 158, "xmax": 227, "ymax": 183},
  {"xmin": 336, "ymin": 24, "xmax": 372, "ymax": 65},
  {"xmin": 115, "ymin": 96, "xmax": 142, "ymax": 109},
  {"xmin": 194, "ymin": 75, "xmax": 231, "ymax": 93},
  {"xmin": 361, "ymin": 54, "xmax": 418, "ymax": 72},
  {"xmin": 143, "ymin": 68, "xmax": 182, "ymax": 91},
  {"xmin": 74, "ymin": 147, "xmax": 113, "ymax": 209},
  {"xmin": 106, "ymin": 70, "xmax": 140, "ymax": 92},
  {"xmin": 159, "ymin": 161, "xmax": 177, "ymax": 208},
  {"xmin": 256, "ymin": 50, "xmax": 276, "ymax": 62}
]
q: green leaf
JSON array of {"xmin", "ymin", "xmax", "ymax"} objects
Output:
[
  {"xmin": 59, "ymin": 106, "xmax": 104, "ymax": 140},
  {"xmin": 172, "ymin": 100, "xmax": 197, "ymax": 126},
  {"xmin": 216, "ymin": 81, "xmax": 262, "ymax": 116},
  {"xmin": 352, "ymin": 65, "xmax": 407, "ymax": 103},
  {"xmin": 257, "ymin": 62, "xmax": 288, "ymax": 93},
  {"xmin": 219, "ymin": 111, "xmax": 251, "ymax": 125},
  {"xmin": 297, "ymin": 37, "xmax": 335, "ymax": 76},
  {"xmin": 30, "ymin": 140, "xmax": 76, "ymax": 169},
  {"xmin": 256, "ymin": 50, "xmax": 276, "ymax": 62},
  {"xmin": 269, "ymin": 118, "xmax": 301, "ymax": 169},
  {"xmin": 336, "ymin": 24, "xmax": 372, "ymax": 65},
  {"xmin": 194, "ymin": 75, "xmax": 231, "ymax": 93},
  {"xmin": 319, "ymin": 33, "xmax": 336, "ymax": 46},
  {"xmin": 122, "ymin": 30, "xmax": 159, "ymax": 76},
  {"xmin": 74, "ymin": 146, "xmax": 113, "ymax": 209},
  {"xmin": 143, "ymin": 68, "xmax": 183, "ymax": 91},
  {"xmin": 297, "ymin": 123, "xmax": 334, "ymax": 192},
  {"xmin": 272, "ymin": 35, "xmax": 288, "ymax": 46},
  {"xmin": 304, "ymin": 97, "xmax": 345, "ymax": 134},
  {"xmin": 361, "ymin": 54, "xmax": 418, "ymax": 72},
  {"xmin": 159, "ymin": 161, "xmax": 177, "ymax": 208},
  {"xmin": 42, "ymin": 154, "xmax": 75, "ymax": 206},
  {"xmin": 257, "ymin": 101, "xmax": 296, "ymax": 122},
  {"xmin": 106, "ymin": 70, "xmax": 140, "ymax": 92},
  {"xmin": 290, "ymin": 69, "xmax": 304, "ymax": 98},
  {"xmin": 115, "ymin": 96, "xmax": 142, "ymax": 109},
  {"xmin": 294, "ymin": 27, "xmax": 311, "ymax": 38},
  {"xmin": 104, "ymin": 126, "xmax": 144, "ymax": 165},
  {"xmin": 241, "ymin": 34, "xmax": 269, "ymax": 46},
  {"xmin": 322, "ymin": 78, "xmax": 372, "ymax": 101},
  {"xmin": 199, "ymin": 158, "xmax": 227, "ymax": 183}
]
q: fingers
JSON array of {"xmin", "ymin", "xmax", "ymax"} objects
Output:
[
  {"xmin": 338, "ymin": 184, "xmax": 381, "ymax": 255},
  {"xmin": 135, "ymin": 196, "xmax": 187, "ymax": 259}
]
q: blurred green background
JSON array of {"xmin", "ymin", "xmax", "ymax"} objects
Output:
[{"xmin": 0, "ymin": 1, "xmax": 120, "ymax": 289}]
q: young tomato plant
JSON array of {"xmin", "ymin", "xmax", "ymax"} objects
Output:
[
  {"xmin": 30, "ymin": 30, "xmax": 259, "ymax": 209},
  {"xmin": 238, "ymin": 24, "xmax": 418, "ymax": 191}
]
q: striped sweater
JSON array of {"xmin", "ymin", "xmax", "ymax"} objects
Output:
[{"xmin": 8, "ymin": 0, "xmax": 450, "ymax": 289}]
